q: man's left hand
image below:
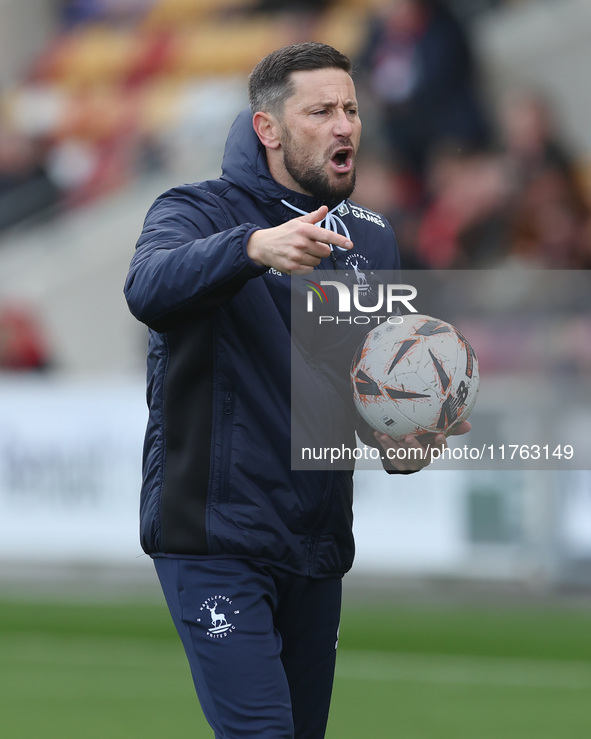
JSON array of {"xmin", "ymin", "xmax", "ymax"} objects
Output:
[{"xmin": 374, "ymin": 421, "xmax": 472, "ymax": 473}]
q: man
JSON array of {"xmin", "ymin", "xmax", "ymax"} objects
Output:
[{"xmin": 125, "ymin": 42, "xmax": 466, "ymax": 738}]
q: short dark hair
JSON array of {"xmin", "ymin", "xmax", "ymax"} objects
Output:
[{"xmin": 248, "ymin": 42, "xmax": 352, "ymax": 117}]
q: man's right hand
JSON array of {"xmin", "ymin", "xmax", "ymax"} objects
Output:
[{"xmin": 247, "ymin": 205, "xmax": 353, "ymax": 275}]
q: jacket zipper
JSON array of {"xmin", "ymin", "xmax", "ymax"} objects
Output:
[
  {"xmin": 307, "ymin": 247, "xmax": 339, "ymax": 571},
  {"xmin": 218, "ymin": 391, "xmax": 233, "ymax": 502},
  {"xmin": 224, "ymin": 392, "xmax": 232, "ymax": 415}
]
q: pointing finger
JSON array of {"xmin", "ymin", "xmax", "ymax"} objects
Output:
[
  {"xmin": 299, "ymin": 205, "xmax": 328, "ymax": 223},
  {"xmin": 307, "ymin": 225, "xmax": 353, "ymax": 250}
]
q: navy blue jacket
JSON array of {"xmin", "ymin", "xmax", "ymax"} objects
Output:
[{"xmin": 124, "ymin": 109, "xmax": 400, "ymax": 577}]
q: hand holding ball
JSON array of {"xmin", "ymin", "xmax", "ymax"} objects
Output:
[{"xmin": 351, "ymin": 314, "xmax": 479, "ymax": 443}]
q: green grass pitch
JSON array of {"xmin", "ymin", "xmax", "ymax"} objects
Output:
[{"xmin": 1, "ymin": 591, "xmax": 591, "ymax": 738}]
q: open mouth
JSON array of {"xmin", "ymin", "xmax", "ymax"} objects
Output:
[{"xmin": 331, "ymin": 147, "xmax": 353, "ymax": 173}]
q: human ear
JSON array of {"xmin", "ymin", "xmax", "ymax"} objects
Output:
[{"xmin": 252, "ymin": 111, "xmax": 281, "ymax": 150}]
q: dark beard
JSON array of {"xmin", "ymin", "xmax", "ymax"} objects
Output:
[{"xmin": 283, "ymin": 143, "xmax": 356, "ymax": 205}]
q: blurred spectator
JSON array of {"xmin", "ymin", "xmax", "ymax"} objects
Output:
[
  {"xmin": 356, "ymin": 0, "xmax": 490, "ymax": 194},
  {"xmin": 508, "ymin": 163, "xmax": 591, "ymax": 268},
  {"xmin": 0, "ymin": 304, "xmax": 52, "ymax": 372},
  {"xmin": 0, "ymin": 129, "xmax": 60, "ymax": 232},
  {"xmin": 499, "ymin": 91, "xmax": 575, "ymax": 189},
  {"xmin": 415, "ymin": 146, "xmax": 512, "ymax": 267},
  {"xmin": 498, "ymin": 91, "xmax": 591, "ymax": 267}
]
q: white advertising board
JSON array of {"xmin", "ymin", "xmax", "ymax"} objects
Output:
[{"xmin": 0, "ymin": 376, "xmax": 146, "ymax": 564}]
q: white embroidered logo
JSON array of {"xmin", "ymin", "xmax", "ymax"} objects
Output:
[
  {"xmin": 350, "ymin": 205, "xmax": 385, "ymax": 228},
  {"xmin": 198, "ymin": 595, "xmax": 238, "ymax": 638},
  {"xmin": 350, "ymin": 259, "xmax": 369, "ymax": 293},
  {"xmin": 344, "ymin": 253, "xmax": 372, "ymax": 296}
]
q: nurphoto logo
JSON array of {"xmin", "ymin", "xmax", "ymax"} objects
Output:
[{"xmin": 305, "ymin": 277, "xmax": 418, "ymax": 325}]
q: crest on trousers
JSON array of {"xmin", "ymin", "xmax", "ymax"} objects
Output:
[{"xmin": 198, "ymin": 595, "xmax": 239, "ymax": 638}]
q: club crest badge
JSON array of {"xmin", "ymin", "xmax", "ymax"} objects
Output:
[
  {"xmin": 345, "ymin": 253, "xmax": 371, "ymax": 296},
  {"xmin": 198, "ymin": 595, "xmax": 239, "ymax": 638}
]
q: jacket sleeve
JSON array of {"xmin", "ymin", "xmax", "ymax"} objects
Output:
[{"xmin": 124, "ymin": 185, "xmax": 267, "ymax": 331}]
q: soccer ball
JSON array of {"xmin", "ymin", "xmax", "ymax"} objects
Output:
[{"xmin": 351, "ymin": 314, "xmax": 479, "ymax": 441}]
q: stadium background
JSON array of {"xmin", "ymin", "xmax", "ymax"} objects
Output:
[{"xmin": 0, "ymin": 1, "xmax": 590, "ymax": 737}]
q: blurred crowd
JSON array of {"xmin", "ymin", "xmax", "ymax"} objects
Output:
[
  {"xmin": 352, "ymin": 0, "xmax": 591, "ymax": 270},
  {"xmin": 0, "ymin": 0, "xmax": 590, "ymax": 371}
]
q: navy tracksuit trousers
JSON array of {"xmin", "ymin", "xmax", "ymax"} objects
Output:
[{"xmin": 154, "ymin": 556, "xmax": 342, "ymax": 738}]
